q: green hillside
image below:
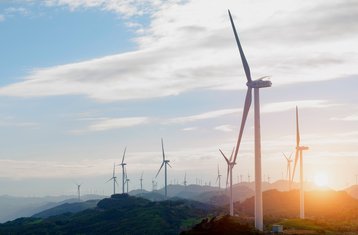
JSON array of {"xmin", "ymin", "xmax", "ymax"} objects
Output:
[{"xmin": 0, "ymin": 194, "xmax": 216, "ymax": 235}]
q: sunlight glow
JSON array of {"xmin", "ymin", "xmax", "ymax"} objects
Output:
[{"xmin": 314, "ymin": 173, "xmax": 329, "ymax": 187}]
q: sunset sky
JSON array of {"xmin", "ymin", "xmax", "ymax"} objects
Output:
[{"xmin": 0, "ymin": 0, "xmax": 357, "ymax": 196}]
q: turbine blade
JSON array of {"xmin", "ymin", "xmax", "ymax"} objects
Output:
[
  {"xmin": 228, "ymin": 10, "xmax": 252, "ymax": 82},
  {"xmin": 233, "ymin": 87, "xmax": 252, "ymax": 163},
  {"xmin": 106, "ymin": 177, "xmax": 113, "ymax": 183},
  {"xmin": 161, "ymin": 138, "xmax": 165, "ymax": 161},
  {"xmin": 229, "ymin": 147, "xmax": 235, "ymax": 162},
  {"xmin": 219, "ymin": 149, "xmax": 230, "ymax": 164},
  {"xmin": 282, "ymin": 152, "xmax": 289, "ymax": 161},
  {"xmin": 155, "ymin": 162, "xmax": 165, "ymax": 178},
  {"xmin": 121, "ymin": 147, "xmax": 127, "ymax": 164},
  {"xmin": 296, "ymin": 106, "xmax": 300, "ymax": 147},
  {"xmin": 167, "ymin": 162, "xmax": 172, "ymax": 168},
  {"xmin": 289, "ymin": 152, "xmax": 293, "ymax": 160},
  {"xmin": 291, "ymin": 149, "xmax": 299, "ymax": 181}
]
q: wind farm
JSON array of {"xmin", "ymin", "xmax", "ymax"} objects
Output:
[{"xmin": 0, "ymin": 1, "xmax": 357, "ymax": 234}]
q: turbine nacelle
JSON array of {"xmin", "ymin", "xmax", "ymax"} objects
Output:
[
  {"xmin": 297, "ymin": 146, "xmax": 309, "ymax": 151},
  {"xmin": 247, "ymin": 77, "xmax": 272, "ymax": 88}
]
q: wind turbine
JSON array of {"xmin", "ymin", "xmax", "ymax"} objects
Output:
[
  {"xmin": 106, "ymin": 163, "xmax": 119, "ymax": 195},
  {"xmin": 183, "ymin": 172, "xmax": 187, "ymax": 187},
  {"xmin": 155, "ymin": 138, "xmax": 171, "ymax": 198},
  {"xmin": 283, "ymin": 152, "xmax": 293, "ymax": 190},
  {"xmin": 140, "ymin": 172, "xmax": 144, "ymax": 192},
  {"xmin": 228, "ymin": 10, "xmax": 272, "ymax": 231},
  {"xmin": 125, "ymin": 172, "xmax": 130, "ymax": 193},
  {"xmin": 119, "ymin": 147, "xmax": 127, "ymax": 194},
  {"xmin": 216, "ymin": 165, "xmax": 222, "ymax": 189},
  {"xmin": 219, "ymin": 147, "xmax": 236, "ymax": 216},
  {"xmin": 292, "ymin": 106, "xmax": 309, "ymax": 219},
  {"xmin": 75, "ymin": 183, "xmax": 82, "ymax": 201}
]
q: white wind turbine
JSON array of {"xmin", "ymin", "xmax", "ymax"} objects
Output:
[
  {"xmin": 119, "ymin": 147, "xmax": 127, "ymax": 194},
  {"xmin": 125, "ymin": 171, "xmax": 130, "ymax": 193},
  {"xmin": 183, "ymin": 172, "xmax": 187, "ymax": 187},
  {"xmin": 140, "ymin": 172, "xmax": 144, "ymax": 192},
  {"xmin": 228, "ymin": 10, "xmax": 272, "ymax": 231},
  {"xmin": 75, "ymin": 183, "xmax": 82, "ymax": 201},
  {"xmin": 292, "ymin": 106, "xmax": 309, "ymax": 219},
  {"xmin": 216, "ymin": 165, "xmax": 222, "ymax": 189},
  {"xmin": 106, "ymin": 163, "xmax": 119, "ymax": 195},
  {"xmin": 283, "ymin": 152, "xmax": 293, "ymax": 191},
  {"xmin": 219, "ymin": 147, "xmax": 236, "ymax": 216},
  {"xmin": 155, "ymin": 138, "xmax": 171, "ymax": 198}
]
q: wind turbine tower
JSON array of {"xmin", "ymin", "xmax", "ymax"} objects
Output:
[
  {"xmin": 155, "ymin": 138, "xmax": 171, "ymax": 198},
  {"xmin": 219, "ymin": 147, "xmax": 236, "ymax": 216},
  {"xmin": 75, "ymin": 183, "xmax": 82, "ymax": 201},
  {"xmin": 106, "ymin": 163, "xmax": 119, "ymax": 195},
  {"xmin": 283, "ymin": 152, "xmax": 293, "ymax": 190},
  {"xmin": 292, "ymin": 106, "xmax": 309, "ymax": 219},
  {"xmin": 140, "ymin": 172, "xmax": 143, "ymax": 192},
  {"xmin": 228, "ymin": 10, "xmax": 272, "ymax": 231},
  {"xmin": 119, "ymin": 147, "xmax": 127, "ymax": 194},
  {"xmin": 216, "ymin": 165, "xmax": 222, "ymax": 189},
  {"xmin": 184, "ymin": 172, "xmax": 187, "ymax": 187}
]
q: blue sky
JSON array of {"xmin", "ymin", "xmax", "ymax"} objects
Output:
[{"xmin": 0, "ymin": 0, "xmax": 357, "ymax": 196}]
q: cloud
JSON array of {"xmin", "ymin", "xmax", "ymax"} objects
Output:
[
  {"xmin": 262, "ymin": 100, "xmax": 338, "ymax": 113},
  {"xmin": 0, "ymin": 117, "xmax": 38, "ymax": 128},
  {"xmin": 88, "ymin": 117, "xmax": 149, "ymax": 131},
  {"xmin": 214, "ymin": 125, "xmax": 234, "ymax": 132},
  {"xmin": 44, "ymin": 0, "xmax": 168, "ymax": 17},
  {"xmin": 168, "ymin": 108, "xmax": 240, "ymax": 124},
  {"xmin": 0, "ymin": 15, "xmax": 5, "ymax": 22},
  {"xmin": 182, "ymin": 127, "xmax": 197, "ymax": 131},
  {"xmin": 70, "ymin": 116, "xmax": 149, "ymax": 133},
  {"xmin": 0, "ymin": 0, "xmax": 357, "ymax": 102},
  {"xmin": 331, "ymin": 114, "xmax": 358, "ymax": 121}
]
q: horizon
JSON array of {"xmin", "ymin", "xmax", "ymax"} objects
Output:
[{"xmin": 0, "ymin": 0, "xmax": 357, "ymax": 197}]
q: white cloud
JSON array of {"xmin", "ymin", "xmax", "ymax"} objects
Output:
[
  {"xmin": 0, "ymin": 0, "xmax": 357, "ymax": 101},
  {"xmin": 88, "ymin": 117, "xmax": 149, "ymax": 131},
  {"xmin": 182, "ymin": 127, "xmax": 197, "ymax": 131},
  {"xmin": 331, "ymin": 114, "xmax": 358, "ymax": 121},
  {"xmin": 0, "ymin": 117, "xmax": 38, "ymax": 128},
  {"xmin": 169, "ymin": 108, "xmax": 240, "ymax": 124},
  {"xmin": 214, "ymin": 124, "xmax": 234, "ymax": 132},
  {"xmin": 0, "ymin": 15, "xmax": 5, "ymax": 22},
  {"xmin": 262, "ymin": 100, "xmax": 337, "ymax": 113}
]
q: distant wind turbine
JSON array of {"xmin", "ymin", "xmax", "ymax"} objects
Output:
[
  {"xmin": 219, "ymin": 147, "xmax": 236, "ymax": 216},
  {"xmin": 106, "ymin": 163, "xmax": 119, "ymax": 195},
  {"xmin": 216, "ymin": 165, "xmax": 222, "ymax": 189},
  {"xmin": 119, "ymin": 147, "xmax": 127, "ymax": 194},
  {"xmin": 228, "ymin": 10, "xmax": 272, "ymax": 231},
  {"xmin": 283, "ymin": 152, "xmax": 293, "ymax": 190},
  {"xmin": 292, "ymin": 106, "xmax": 309, "ymax": 219},
  {"xmin": 125, "ymin": 171, "xmax": 130, "ymax": 193},
  {"xmin": 155, "ymin": 138, "xmax": 171, "ymax": 198},
  {"xmin": 183, "ymin": 172, "xmax": 187, "ymax": 187},
  {"xmin": 75, "ymin": 183, "xmax": 82, "ymax": 201},
  {"xmin": 140, "ymin": 172, "xmax": 143, "ymax": 192}
]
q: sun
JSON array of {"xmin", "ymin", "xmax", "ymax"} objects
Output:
[{"xmin": 314, "ymin": 173, "xmax": 328, "ymax": 187}]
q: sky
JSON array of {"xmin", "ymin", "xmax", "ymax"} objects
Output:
[{"xmin": 0, "ymin": 0, "xmax": 357, "ymax": 196}]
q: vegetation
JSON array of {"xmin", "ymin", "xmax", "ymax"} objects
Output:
[{"xmin": 0, "ymin": 194, "xmax": 216, "ymax": 235}]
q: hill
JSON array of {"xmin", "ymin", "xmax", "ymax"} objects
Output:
[
  {"xmin": 237, "ymin": 189, "xmax": 358, "ymax": 219},
  {"xmin": 0, "ymin": 194, "xmax": 217, "ymax": 235},
  {"xmin": 0, "ymin": 194, "xmax": 105, "ymax": 223},
  {"xmin": 32, "ymin": 199, "xmax": 99, "ymax": 218}
]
